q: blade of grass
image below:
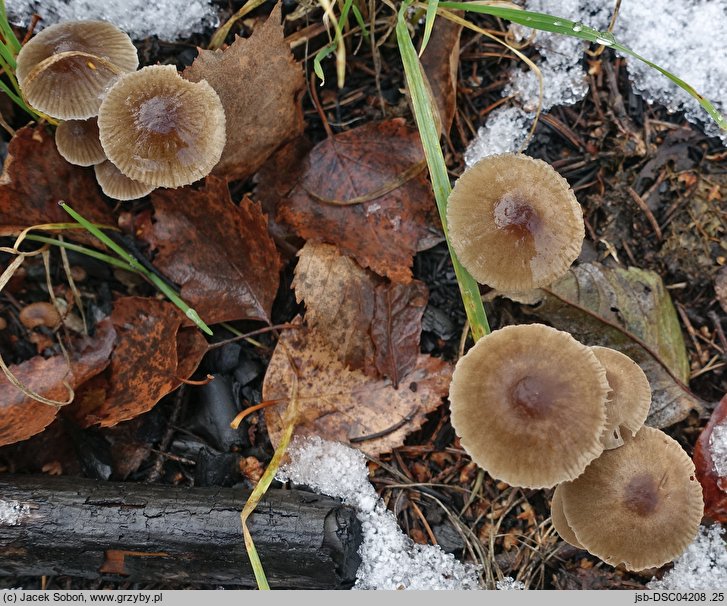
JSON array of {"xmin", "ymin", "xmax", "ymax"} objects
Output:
[
  {"xmin": 396, "ymin": 2, "xmax": 490, "ymax": 341},
  {"xmin": 350, "ymin": 3, "xmax": 369, "ymax": 40},
  {"xmin": 418, "ymin": 0, "xmax": 439, "ymax": 56},
  {"xmin": 318, "ymin": 0, "xmax": 347, "ymax": 88},
  {"xmin": 208, "ymin": 0, "xmax": 267, "ymax": 50},
  {"xmin": 0, "ymin": 0, "xmax": 21, "ymax": 54}
]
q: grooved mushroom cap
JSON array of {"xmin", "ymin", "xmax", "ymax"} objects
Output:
[
  {"xmin": 551, "ymin": 484, "xmax": 583, "ymax": 549},
  {"xmin": 560, "ymin": 426, "xmax": 704, "ymax": 571},
  {"xmin": 591, "ymin": 346, "xmax": 652, "ymax": 450},
  {"xmin": 94, "ymin": 160, "xmax": 154, "ymax": 201},
  {"xmin": 97, "ymin": 65, "xmax": 226, "ymax": 188},
  {"xmin": 446, "ymin": 154, "xmax": 584, "ymax": 292},
  {"xmin": 449, "ymin": 324, "xmax": 610, "ymax": 488},
  {"xmin": 55, "ymin": 118, "xmax": 106, "ymax": 166},
  {"xmin": 17, "ymin": 21, "xmax": 138, "ymax": 120}
]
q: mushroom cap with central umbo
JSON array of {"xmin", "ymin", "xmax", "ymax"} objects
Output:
[
  {"xmin": 446, "ymin": 154, "xmax": 584, "ymax": 292},
  {"xmin": 449, "ymin": 324, "xmax": 610, "ymax": 488},
  {"xmin": 97, "ymin": 65, "xmax": 226, "ymax": 188}
]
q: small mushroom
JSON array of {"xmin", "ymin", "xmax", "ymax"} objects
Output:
[
  {"xmin": 591, "ymin": 346, "xmax": 652, "ymax": 449},
  {"xmin": 19, "ymin": 301, "xmax": 61, "ymax": 329},
  {"xmin": 559, "ymin": 426, "xmax": 704, "ymax": 571},
  {"xmin": 446, "ymin": 154, "xmax": 584, "ymax": 292},
  {"xmin": 55, "ymin": 118, "xmax": 106, "ymax": 166},
  {"xmin": 551, "ymin": 484, "xmax": 583, "ymax": 549},
  {"xmin": 16, "ymin": 20, "xmax": 138, "ymax": 120},
  {"xmin": 449, "ymin": 324, "xmax": 610, "ymax": 488},
  {"xmin": 94, "ymin": 160, "xmax": 155, "ymax": 201},
  {"xmin": 97, "ymin": 65, "xmax": 226, "ymax": 188}
]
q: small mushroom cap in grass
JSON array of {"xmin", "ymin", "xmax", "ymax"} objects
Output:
[
  {"xmin": 94, "ymin": 160, "xmax": 154, "ymax": 201},
  {"xmin": 98, "ymin": 65, "xmax": 226, "ymax": 188},
  {"xmin": 551, "ymin": 484, "xmax": 583, "ymax": 549},
  {"xmin": 17, "ymin": 21, "xmax": 138, "ymax": 120},
  {"xmin": 449, "ymin": 324, "xmax": 610, "ymax": 488},
  {"xmin": 560, "ymin": 426, "xmax": 704, "ymax": 571},
  {"xmin": 591, "ymin": 346, "xmax": 651, "ymax": 449},
  {"xmin": 446, "ymin": 154, "xmax": 584, "ymax": 292},
  {"xmin": 55, "ymin": 118, "xmax": 106, "ymax": 166}
]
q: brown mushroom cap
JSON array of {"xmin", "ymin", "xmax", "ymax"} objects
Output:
[
  {"xmin": 591, "ymin": 346, "xmax": 652, "ymax": 449},
  {"xmin": 94, "ymin": 160, "xmax": 154, "ymax": 201},
  {"xmin": 55, "ymin": 118, "xmax": 106, "ymax": 166},
  {"xmin": 446, "ymin": 154, "xmax": 584, "ymax": 292},
  {"xmin": 17, "ymin": 21, "xmax": 138, "ymax": 120},
  {"xmin": 449, "ymin": 324, "xmax": 610, "ymax": 488},
  {"xmin": 551, "ymin": 484, "xmax": 583, "ymax": 549},
  {"xmin": 560, "ymin": 426, "xmax": 704, "ymax": 571},
  {"xmin": 97, "ymin": 65, "xmax": 226, "ymax": 188}
]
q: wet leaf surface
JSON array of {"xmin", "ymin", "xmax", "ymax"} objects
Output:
[
  {"xmin": 694, "ymin": 393, "xmax": 727, "ymax": 523},
  {"xmin": 183, "ymin": 3, "xmax": 305, "ymax": 183},
  {"xmin": 262, "ymin": 318, "xmax": 452, "ymax": 456},
  {"xmin": 277, "ymin": 119, "xmax": 443, "ymax": 283},
  {"xmin": 0, "ymin": 318, "xmax": 116, "ymax": 446},
  {"xmin": 146, "ymin": 177, "xmax": 281, "ymax": 325},
  {"xmin": 524, "ymin": 262, "xmax": 705, "ymax": 427}
]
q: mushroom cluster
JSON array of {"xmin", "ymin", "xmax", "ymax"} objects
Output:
[{"xmin": 17, "ymin": 20, "xmax": 226, "ymax": 200}]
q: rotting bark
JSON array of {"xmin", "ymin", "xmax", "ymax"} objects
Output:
[{"xmin": 0, "ymin": 475, "xmax": 362, "ymax": 588}]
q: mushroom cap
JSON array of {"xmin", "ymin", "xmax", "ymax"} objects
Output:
[
  {"xmin": 449, "ymin": 324, "xmax": 610, "ymax": 488},
  {"xmin": 560, "ymin": 426, "xmax": 704, "ymax": 571},
  {"xmin": 94, "ymin": 160, "xmax": 155, "ymax": 201},
  {"xmin": 97, "ymin": 65, "xmax": 226, "ymax": 188},
  {"xmin": 591, "ymin": 346, "xmax": 652, "ymax": 449},
  {"xmin": 55, "ymin": 118, "xmax": 106, "ymax": 166},
  {"xmin": 551, "ymin": 484, "xmax": 583, "ymax": 549},
  {"xmin": 446, "ymin": 154, "xmax": 584, "ymax": 292},
  {"xmin": 17, "ymin": 21, "xmax": 138, "ymax": 120}
]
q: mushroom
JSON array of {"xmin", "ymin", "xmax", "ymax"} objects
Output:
[
  {"xmin": 550, "ymin": 484, "xmax": 583, "ymax": 549},
  {"xmin": 97, "ymin": 65, "xmax": 226, "ymax": 188},
  {"xmin": 55, "ymin": 118, "xmax": 106, "ymax": 167},
  {"xmin": 590, "ymin": 346, "xmax": 652, "ymax": 449},
  {"xmin": 94, "ymin": 160, "xmax": 155, "ymax": 201},
  {"xmin": 559, "ymin": 426, "xmax": 704, "ymax": 571},
  {"xmin": 446, "ymin": 154, "xmax": 584, "ymax": 292},
  {"xmin": 448, "ymin": 323, "xmax": 610, "ymax": 488},
  {"xmin": 16, "ymin": 20, "xmax": 138, "ymax": 120}
]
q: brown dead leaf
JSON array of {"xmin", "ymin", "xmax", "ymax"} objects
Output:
[
  {"xmin": 183, "ymin": 3, "xmax": 305, "ymax": 182},
  {"xmin": 71, "ymin": 297, "xmax": 208, "ymax": 428},
  {"xmin": 277, "ymin": 119, "xmax": 443, "ymax": 283},
  {"xmin": 694, "ymin": 393, "xmax": 727, "ymax": 523},
  {"xmin": 146, "ymin": 177, "xmax": 281, "ymax": 325},
  {"xmin": 0, "ymin": 318, "xmax": 116, "ymax": 446},
  {"xmin": 262, "ymin": 319, "xmax": 452, "ymax": 456},
  {"xmin": 293, "ymin": 242, "xmax": 428, "ymax": 385},
  {"xmin": 0, "ymin": 125, "xmax": 113, "ymax": 235}
]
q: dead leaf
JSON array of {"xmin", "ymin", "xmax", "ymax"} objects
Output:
[
  {"xmin": 146, "ymin": 177, "xmax": 281, "ymax": 325},
  {"xmin": 0, "ymin": 318, "xmax": 116, "ymax": 446},
  {"xmin": 0, "ymin": 125, "xmax": 113, "ymax": 236},
  {"xmin": 523, "ymin": 262, "xmax": 705, "ymax": 428},
  {"xmin": 183, "ymin": 3, "xmax": 305, "ymax": 182},
  {"xmin": 717, "ymin": 267, "xmax": 727, "ymax": 314},
  {"xmin": 694, "ymin": 393, "xmax": 727, "ymax": 523},
  {"xmin": 277, "ymin": 119, "xmax": 443, "ymax": 283},
  {"xmin": 262, "ymin": 319, "xmax": 452, "ymax": 456},
  {"xmin": 293, "ymin": 242, "xmax": 428, "ymax": 385}
]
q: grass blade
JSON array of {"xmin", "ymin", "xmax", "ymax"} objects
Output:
[{"xmin": 418, "ymin": 0, "xmax": 439, "ymax": 56}]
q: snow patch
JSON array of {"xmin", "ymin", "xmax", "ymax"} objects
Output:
[
  {"xmin": 0, "ymin": 499, "xmax": 31, "ymax": 525},
  {"xmin": 496, "ymin": 577, "xmax": 526, "ymax": 590},
  {"xmin": 278, "ymin": 436, "xmax": 482, "ymax": 590},
  {"xmin": 710, "ymin": 420, "xmax": 727, "ymax": 478}
]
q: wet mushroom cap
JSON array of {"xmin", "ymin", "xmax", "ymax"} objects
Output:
[
  {"xmin": 94, "ymin": 160, "xmax": 155, "ymax": 201},
  {"xmin": 591, "ymin": 346, "xmax": 652, "ymax": 449},
  {"xmin": 449, "ymin": 324, "xmax": 610, "ymax": 488},
  {"xmin": 446, "ymin": 154, "xmax": 584, "ymax": 292},
  {"xmin": 97, "ymin": 65, "xmax": 226, "ymax": 188},
  {"xmin": 560, "ymin": 426, "xmax": 704, "ymax": 571},
  {"xmin": 551, "ymin": 484, "xmax": 583, "ymax": 549},
  {"xmin": 55, "ymin": 118, "xmax": 106, "ymax": 166},
  {"xmin": 17, "ymin": 21, "xmax": 138, "ymax": 120}
]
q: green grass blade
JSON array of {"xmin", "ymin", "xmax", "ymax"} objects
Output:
[
  {"xmin": 418, "ymin": 0, "xmax": 439, "ymax": 56},
  {"xmin": 396, "ymin": 4, "xmax": 490, "ymax": 341},
  {"xmin": 0, "ymin": 0, "xmax": 21, "ymax": 54},
  {"xmin": 313, "ymin": 42, "xmax": 336, "ymax": 84},
  {"xmin": 436, "ymin": 1, "xmax": 727, "ymax": 130},
  {"xmin": 350, "ymin": 4, "xmax": 369, "ymax": 40}
]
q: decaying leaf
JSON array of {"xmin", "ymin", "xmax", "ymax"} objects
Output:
[
  {"xmin": 0, "ymin": 125, "xmax": 113, "ymax": 235},
  {"xmin": 293, "ymin": 242, "xmax": 428, "ymax": 385},
  {"xmin": 70, "ymin": 297, "xmax": 208, "ymax": 428},
  {"xmin": 262, "ymin": 319, "xmax": 452, "ymax": 456},
  {"xmin": 183, "ymin": 3, "xmax": 305, "ymax": 182},
  {"xmin": 522, "ymin": 262, "xmax": 704, "ymax": 428},
  {"xmin": 716, "ymin": 267, "xmax": 727, "ymax": 314},
  {"xmin": 146, "ymin": 177, "xmax": 281, "ymax": 325},
  {"xmin": 277, "ymin": 119, "xmax": 443, "ymax": 283},
  {"xmin": 694, "ymin": 393, "xmax": 727, "ymax": 523},
  {"xmin": 0, "ymin": 318, "xmax": 116, "ymax": 446}
]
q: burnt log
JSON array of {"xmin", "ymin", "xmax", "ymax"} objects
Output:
[{"xmin": 0, "ymin": 475, "xmax": 361, "ymax": 588}]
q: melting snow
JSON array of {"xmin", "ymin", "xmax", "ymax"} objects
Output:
[
  {"xmin": 0, "ymin": 499, "xmax": 31, "ymax": 525},
  {"xmin": 496, "ymin": 577, "xmax": 526, "ymax": 590},
  {"xmin": 710, "ymin": 420, "xmax": 727, "ymax": 478}
]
